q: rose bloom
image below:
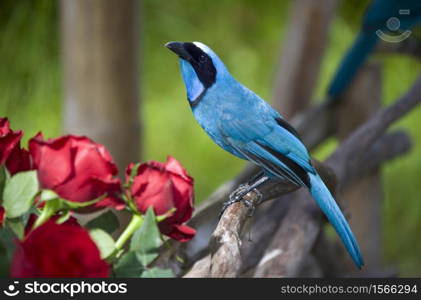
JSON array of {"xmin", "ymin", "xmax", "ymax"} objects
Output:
[
  {"xmin": 127, "ymin": 156, "xmax": 196, "ymax": 242},
  {"xmin": 11, "ymin": 218, "xmax": 109, "ymax": 278},
  {"xmin": 29, "ymin": 134, "xmax": 124, "ymax": 211},
  {"xmin": 0, "ymin": 117, "xmax": 31, "ymax": 175}
]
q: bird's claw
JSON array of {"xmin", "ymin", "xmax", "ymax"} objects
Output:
[{"xmin": 219, "ymin": 184, "xmax": 263, "ymax": 219}]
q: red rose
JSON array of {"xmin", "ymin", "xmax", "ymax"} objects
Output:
[
  {"xmin": 11, "ymin": 218, "xmax": 109, "ymax": 278},
  {"xmin": 29, "ymin": 134, "xmax": 124, "ymax": 211},
  {"xmin": 127, "ymin": 156, "xmax": 196, "ymax": 242},
  {"xmin": 0, "ymin": 118, "xmax": 31, "ymax": 175},
  {"xmin": 6, "ymin": 146, "xmax": 31, "ymax": 175},
  {"xmin": 0, "ymin": 207, "xmax": 4, "ymax": 227}
]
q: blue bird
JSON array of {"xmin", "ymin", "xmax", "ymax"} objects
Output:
[
  {"xmin": 166, "ymin": 41, "xmax": 364, "ymax": 268},
  {"xmin": 328, "ymin": 0, "xmax": 421, "ymax": 100}
]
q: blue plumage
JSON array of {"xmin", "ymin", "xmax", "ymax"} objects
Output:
[
  {"xmin": 328, "ymin": 0, "xmax": 421, "ymax": 99},
  {"xmin": 166, "ymin": 41, "xmax": 364, "ymax": 268}
]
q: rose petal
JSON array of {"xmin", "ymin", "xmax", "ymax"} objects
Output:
[
  {"xmin": 6, "ymin": 146, "xmax": 32, "ymax": 175},
  {"xmin": 165, "ymin": 156, "xmax": 193, "ymax": 183},
  {"xmin": 160, "ymin": 224, "xmax": 196, "ymax": 242},
  {"xmin": 11, "ymin": 218, "xmax": 109, "ymax": 278},
  {"xmin": 29, "ymin": 134, "xmax": 75, "ymax": 189},
  {"xmin": 0, "ymin": 130, "xmax": 23, "ymax": 165}
]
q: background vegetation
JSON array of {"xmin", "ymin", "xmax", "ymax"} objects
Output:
[{"xmin": 0, "ymin": 0, "xmax": 420, "ymax": 275}]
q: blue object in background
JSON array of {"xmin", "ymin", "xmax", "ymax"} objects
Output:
[
  {"xmin": 327, "ymin": 0, "xmax": 421, "ymax": 100},
  {"xmin": 166, "ymin": 41, "xmax": 364, "ymax": 268}
]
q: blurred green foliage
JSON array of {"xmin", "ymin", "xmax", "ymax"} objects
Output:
[{"xmin": 0, "ymin": 0, "xmax": 420, "ymax": 275}]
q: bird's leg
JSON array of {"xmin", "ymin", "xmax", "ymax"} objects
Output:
[
  {"xmin": 220, "ymin": 174, "xmax": 270, "ymax": 218},
  {"xmin": 247, "ymin": 171, "xmax": 265, "ymax": 185}
]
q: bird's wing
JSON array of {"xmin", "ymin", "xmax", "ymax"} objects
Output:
[{"xmin": 219, "ymin": 113, "xmax": 315, "ymax": 187}]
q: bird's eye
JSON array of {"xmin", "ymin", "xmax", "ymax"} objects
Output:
[{"xmin": 199, "ymin": 54, "xmax": 207, "ymax": 63}]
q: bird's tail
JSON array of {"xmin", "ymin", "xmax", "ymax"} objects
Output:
[
  {"xmin": 327, "ymin": 31, "xmax": 378, "ymax": 100},
  {"xmin": 308, "ymin": 172, "xmax": 364, "ymax": 268}
]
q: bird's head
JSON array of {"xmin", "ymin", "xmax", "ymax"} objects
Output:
[{"xmin": 165, "ymin": 41, "xmax": 230, "ymax": 106}]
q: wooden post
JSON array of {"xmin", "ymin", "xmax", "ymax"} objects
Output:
[
  {"xmin": 272, "ymin": 0, "xmax": 337, "ymax": 118},
  {"xmin": 60, "ymin": 0, "xmax": 141, "ymax": 233},
  {"xmin": 335, "ymin": 63, "xmax": 382, "ymax": 271},
  {"xmin": 60, "ymin": 0, "xmax": 141, "ymax": 172}
]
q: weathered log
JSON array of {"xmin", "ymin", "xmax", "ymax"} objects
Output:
[{"xmin": 208, "ymin": 161, "xmax": 333, "ymax": 278}]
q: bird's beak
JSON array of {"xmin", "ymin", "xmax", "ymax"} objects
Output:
[{"xmin": 165, "ymin": 41, "xmax": 192, "ymax": 60}]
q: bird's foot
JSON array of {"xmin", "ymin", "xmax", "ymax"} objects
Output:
[{"xmin": 219, "ymin": 184, "xmax": 263, "ymax": 219}]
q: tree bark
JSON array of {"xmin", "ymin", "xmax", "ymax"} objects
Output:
[
  {"xmin": 61, "ymin": 0, "xmax": 141, "ymax": 172},
  {"xmin": 272, "ymin": 0, "xmax": 337, "ymax": 118},
  {"xmin": 60, "ymin": 0, "xmax": 141, "ymax": 234}
]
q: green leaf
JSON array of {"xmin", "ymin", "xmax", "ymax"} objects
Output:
[
  {"xmin": 89, "ymin": 228, "xmax": 115, "ymax": 259},
  {"xmin": 6, "ymin": 218, "xmax": 24, "ymax": 239},
  {"xmin": 0, "ymin": 227, "xmax": 16, "ymax": 276},
  {"xmin": 130, "ymin": 207, "xmax": 162, "ymax": 266},
  {"xmin": 113, "ymin": 251, "xmax": 145, "ymax": 277},
  {"xmin": 3, "ymin": 170, "xmax": 39, "ymax": 218},
  {"xmin": 141, "ymin": 267, "xmax": 174, "ymax": 278},
  {"xmin": 129, "ymin": 163, "xmax": 141, "ymax": 182},
  {"xmin": 86, "ymin": 210, "xmax": 120, "ymax": 234}
]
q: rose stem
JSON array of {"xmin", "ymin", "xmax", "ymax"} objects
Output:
[{"xmin": 113, "ymin": 213, "xmax": 144, "ymax": 255}]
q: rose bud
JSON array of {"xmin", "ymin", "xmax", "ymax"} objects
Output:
[
  {"xmin": 127, "ymin": 156, "xmax": 196, "ymax": 242},
  {"xmin": 11, "ymin": 218, "xmax": 109, "ymax": 277},
  {"xmin": 29, "ymin": 134, "xmax": 124, "ymax": 211},
  {"xmin": 0, "ymin": 118, "xmax": 31, "ymax": 175}
]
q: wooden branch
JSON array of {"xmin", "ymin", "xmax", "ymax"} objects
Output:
[
  {"xmin": 253, "ymin": 189, "xmax": 323, "ymax": 277},
  {"xmin": 346, "ymin": 130, "xmax": 411, "ymax": 184},
  {"xmin": 272, "ymin": 0, "xmax": 337, "ymax": 118},
  {"xmin": 207, "ymin": 161, "xmax": 333, "ymax": 278},
  {"xmin": 208, "ymin": 197, "xmax": 255, "ymax": 277},
  {"xmin": 183, "ymin": 255, "xmax": 211, "ymax": 278},
  {"xmin": 329, "ymin": 74, "xmax": 421, "ymax": 185}
]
